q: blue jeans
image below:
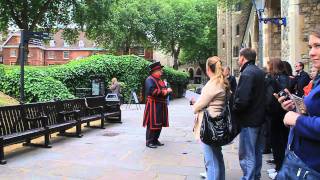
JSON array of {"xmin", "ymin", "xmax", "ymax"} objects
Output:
[
  {"xmin": 239, "ymin": 127, "xmax": 265, "ymax": 180},
  {"xmin": 202, "ymin": 143, "xmax": 225, "ymax": 180},
  {"xmin": 276, "ymin": 150, "xmax": 320, "ymax": 180}
]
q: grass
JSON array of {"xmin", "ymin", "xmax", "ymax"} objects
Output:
[{"xmin": 0, "ymin": 92, "xmax": 19, "ymax": 106}]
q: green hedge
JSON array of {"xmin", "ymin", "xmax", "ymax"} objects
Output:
[
  {"xmin": 48, "ymin": 55, "xmax": 189, "ymax": 102},
  {"xmin": 0, "ymin": 55, "xmax": 189, "ymax": 103},
  {"xmin": 0, "ymin": 69, "xmax": 74, "ymax": 102}
]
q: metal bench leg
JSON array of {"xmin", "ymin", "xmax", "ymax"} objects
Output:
[
  {"xmin": 44, "ymin": 133, "xmax": 52, "ymax": 148},
  {"xmin": 0, "ymin": 140, "xmax": 6, "ymax": 165},
  {"xmin": 100, "ymin": 114, "xmax": 105, "ymax": 129},
  {"xmin": 76, "ymin": 123, "xmax": 82, "ymax": 137}
]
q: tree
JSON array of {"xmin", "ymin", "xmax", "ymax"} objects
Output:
[
  {"xmin": 80, "ymin": 0, "xmax": 155, "ymax": 55},
  {"xmin": 0, "ymin": 0, "xmax": 82, "ymax": 64},
  {"xmin": 179, "ymin": 0, "xmax": 218, "ymax": 67},
  {"xmin": 151, "ymin": 0, "xmax": 204, "ymax": 69}
]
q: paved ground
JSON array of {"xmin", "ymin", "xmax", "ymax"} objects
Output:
[{"xmin": 0, "ymin": 98, "xmax": 273, "ymax": 179}]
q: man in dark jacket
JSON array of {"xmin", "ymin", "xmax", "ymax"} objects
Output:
[
  {"xmin": 233, "ymin": 48, "xmax": 266, "ymax": 180},
  {"xmin": 292, "ymin": 62, "xmax": 311, "ymax": 97}
]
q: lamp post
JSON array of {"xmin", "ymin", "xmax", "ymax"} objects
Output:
[
  {"xmin": 18, "ymin": 31, "xmax": 51, "ymax": 104},
  {"xmin": 252, "ymin": 0, "xmax": 265, "ymax": 68},
  {"xmin": 252, "ymin": 0, "xmax": 287, "ymax": 68},
  {"xmin": 19, "ymin": 30, "xmax": 26, "ymax": 104}
]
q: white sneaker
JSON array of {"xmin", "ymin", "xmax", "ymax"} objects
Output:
[
  {"xmin": 267, "ymin": 168, "xmax": 276, "ymax": 174},
  {"xmin": 268, "ymin": 172, "xmax": 277, "ymax": 179},
  {"xmin": 200, "ymin": 172, "xmax": 207, "ymax": 179}
]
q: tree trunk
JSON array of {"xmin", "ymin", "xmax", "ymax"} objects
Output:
[
  {"xmin": 15, "ymin": 41, "xmax": 29, "ymax": 65},
  {"xmin": 172, "ymin": 46, "xmax": 180, "ymax": 70}
]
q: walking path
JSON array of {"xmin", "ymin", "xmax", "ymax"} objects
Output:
[{"xmin": 0, "ymin": 98, "xmax": 272, "ymax": 179}]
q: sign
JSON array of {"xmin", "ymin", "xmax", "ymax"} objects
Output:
[
  {"xmin": 126, "ymin": 90, "xmax": 141, "ymax": 110},
  {"xmin": 26, "ymin": 32, "xmax": 52, "ymax": 40},
  {"xmin": 132, "ymin": 91, "xmax": 139, "ymax": 104},
  {"xmin": 92, "ymin": 80, "xmax": 100, "ymax": 95}
]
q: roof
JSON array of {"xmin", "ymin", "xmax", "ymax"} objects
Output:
[{"xmin": 1, "ymin": 30, "xmax": 104, "ymax": 51}]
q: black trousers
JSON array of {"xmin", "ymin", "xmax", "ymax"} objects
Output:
[
  {"xmin": 270, "ymin": 118, "xmax": 289, "ymax": 171},
  {"xmin": 146, "ymin": 124, "xmax": 162, "ymax": 144}
]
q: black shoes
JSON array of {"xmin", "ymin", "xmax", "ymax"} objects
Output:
[
  {"xmin": 146, "ymin": 140, "xmax": 164, "ymax": 148},
  {"xmin": 146, "ymin": 143, "xmax": 157, "ymax": 148},
  {"xmin": 154, "ymin": 140, "xmax": 164, "ymax": 146}
]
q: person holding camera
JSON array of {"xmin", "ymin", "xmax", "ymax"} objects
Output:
[
  {"xmin": 265, "ymin": 58, "xmax": 290, "ymax": 179},
  {"xmin": 275, "ymin": 26, "xmax": 320, "ymax": 179}
]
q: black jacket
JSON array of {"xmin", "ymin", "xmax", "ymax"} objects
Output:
[
  {"xmin": 227, "ymin": 75, "xmax": 237, "ymax": 94},
  {"xmin": 292, "ymin": 70, "xmax": 311, "ymax": 97},
  {"xmin": 232, "ymin": 61, "xmax": 266, "ymax": 127}
]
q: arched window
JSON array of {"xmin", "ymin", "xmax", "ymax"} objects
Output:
[
  {"xmin": 233, "ymin": 46, "xmax": 239, "ymax": 57},
  {"xmin": 188, "ymin": 68, "xmax": 194, "ymax": 80},
  {"xmin": 194, "ymin": 68, "xmax": 202, "ymax": 84},
  {"xmin": 236, "ymin": 24, "xmax": 240, "ymax": 36}
]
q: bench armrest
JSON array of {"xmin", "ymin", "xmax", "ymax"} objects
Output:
[
  {"xmin": 86, "ymin": 106, "xmax": 104, "ymax": 111},
  {"xmin": 25, "ymin": 116, "xmax": 48, "ymax": 127},
  {"xmin": 59, "ymin": 110, "xmax": 81, "ymax": 121}
]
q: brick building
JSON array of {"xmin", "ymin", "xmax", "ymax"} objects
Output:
[{"xmin": 1, "ymin": 30, "xmax": 153, "ymax": 66}]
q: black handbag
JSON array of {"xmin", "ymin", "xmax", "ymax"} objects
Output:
[{"xmin": 200, "ymin": 93, "xmax": 239, "ymax": 146}]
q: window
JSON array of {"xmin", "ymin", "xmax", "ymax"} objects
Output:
[
  {"xmin": 235, "ymin": 3, "xmax": 241, "ymax": 11},
  {"xmin": 48, "ymin": 51, "xmax": 55, "ymax": 59},
  {"xmin": 233, "ymin": 46, "xmax": 239, "ymax": 57},
  {"xmin": 222, "ymin": 29, "xmax": 225, "ymax": 35},
  {"xmin": 49, "ymin": 40, "xmax": 55, "ymax": 47},
  {"xmin": 63, "ymin": 40, "xmax": 69, "ymax": 47},
  {"xmin": 63, "ymin": 51, "xmax": 70, "ymax": 59},
  {"xmin": 10, "ymin": 49, "xmax": 17, "ymax": 57},
  {"xmin": 137, "ymin": 47, "xmax": 145, "ymax": 57},
  {"xmin": 236, "ymin": 25, "xmax": 240, "ymax": 36},
  {"xmin": 0, "ymin": 57, "xmax": 3, "ymax": 63},
  {"xmin": 79, "ymin": 40, "xmax": 84, "ymax": 48},
  {"xmin": 222, "ymin": 42, "xmax": 225, "ymax": 49}
]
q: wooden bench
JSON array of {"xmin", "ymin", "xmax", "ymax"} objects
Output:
[
  {"xmin": 0, "ymin": 105, "xmax": 48, "ymax": 164},
  {"xmin": 86, "ymin": 96, "xmax": 122, "ymax": 123},
  {"xmin": 61, "ymin": 98, "xmax": 105, "ymax": 129},
  {"xmin": 23, "ymin": 101, "xmax": 82, "ymax": 145}
]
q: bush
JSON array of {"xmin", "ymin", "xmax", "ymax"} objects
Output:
[
  {"xmin": 48, "ymin": 55, "xmax": 189, "ymax": 102},
  {"xmin": 0, "ymin": 69, "xmax": 74, "ymax": 102},
  {"xmin": 0, "ymin": 55, "xmax": 189, "ymax": 103}
]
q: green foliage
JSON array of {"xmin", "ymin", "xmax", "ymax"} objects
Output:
[
  {"xmin": 180, "ymin": 0, "xmax": 218, "ymax": 65},
  {"xmin": 48, "ymin": 55, "xmax": 188, "ymax": 102},
  {"xmin": 0, "ymin": 65, "xmax": 4, "ymax": 89},
  {"xmin": 0, "ymin": 55, "xmax": 188, "ymax": 103},
  {"xmin": 80, "ymin": 0, "xmax": 153, "ymax": 54},
  {"xmin": 0, "ymin": 69, "xmax": 74, "ymax": 103},
  {"xmin": 0, "ymin": 0, "xmax": 81, "ymax": 32}
]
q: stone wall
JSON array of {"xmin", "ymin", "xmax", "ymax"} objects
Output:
[
  {"xmin": 217, "ymin": 2, "xmax": 252, "ymax": 75},
  {"xmin": 299, "ymin": 0, "xmax": 320, "ymax": 68}
]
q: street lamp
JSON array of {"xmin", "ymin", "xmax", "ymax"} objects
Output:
[
  {"xmin": 19, "ymin": 30, "xmax": 51, "ymax": 104},
  {"xmin": 251, "ymin": 0, "xmax": 287, "ymax": 67}
]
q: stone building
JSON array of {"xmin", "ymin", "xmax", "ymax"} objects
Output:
[
  {"xmin": 217, "ymin": 1, "xmax": 253, "ymax": 76},
  {"xmin": 218, "ymin": 0, "xmax": 320, "ymax": 75}
]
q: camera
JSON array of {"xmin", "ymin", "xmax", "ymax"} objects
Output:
[{"xmin": 277, "ymin": 90, "xmax": 291, "ymax": 101}]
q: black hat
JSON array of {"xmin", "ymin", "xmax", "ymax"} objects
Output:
[{"xmin": 149, "ymin": 61, "xmax": 164, "ymax": 73}]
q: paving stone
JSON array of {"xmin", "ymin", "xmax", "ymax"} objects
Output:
[{"xmin": 0, "ymin": 98, "xmax": 273, "ymax": 179}]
